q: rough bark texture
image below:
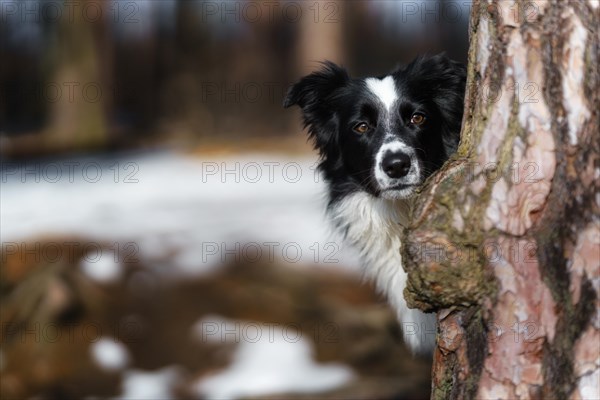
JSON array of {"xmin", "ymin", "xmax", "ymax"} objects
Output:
[{"xmin": 401, "ymin": 1, "xmax": 599, "ymax": 398}]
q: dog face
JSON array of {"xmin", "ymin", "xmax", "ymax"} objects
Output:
[{"xmin": 284, "ymin": 54, "xmax": 466, "ymax": 201}]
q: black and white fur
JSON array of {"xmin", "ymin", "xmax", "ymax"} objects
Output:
[{"xmin": 284, "ymin": 54, "xmax": 466, "ymax": 354}]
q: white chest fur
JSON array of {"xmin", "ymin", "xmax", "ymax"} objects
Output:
[{"xmin": 330, "ymin": 191, "xmax": 437, "ymax": 355}]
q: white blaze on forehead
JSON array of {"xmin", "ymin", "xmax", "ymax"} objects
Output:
[{"xmin": 365, "ymin": 76, "xmax": 398, "ymax": 112}]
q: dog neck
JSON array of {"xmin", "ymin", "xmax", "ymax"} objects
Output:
[
  {"xmin": 329, "ymin": 191, "xmax": 412, "ymax": 282},
  {"xmin": 329, "ymin": 191, "xmax": 436, "ymax": 355}
]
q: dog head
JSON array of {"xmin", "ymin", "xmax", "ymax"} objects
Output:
[{"xmin": 284, "ymin": 54, "xmax": 466, "ymax": 201}]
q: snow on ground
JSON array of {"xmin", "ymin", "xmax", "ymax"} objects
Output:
[
  {"xmin": 119, "ymin": 365, "xmax": 184, "ymax": 400},
  {"xmin": 0, "ymin": 150, "xmax": 361, "ymax": 276},
  {"xmin": 192, "ymin": 315, "xmax": 355, "ymax": 399},
  {"xmin": 80, "ymin": 249, "xmax": 122, "ymax": 283},
  {"xmin": 90, "ymin": 338, "xmax": 131, "ymax": 372},
  {"xmin": 1, "ymin": 150, "xmax": 361, "ymax": 398}
]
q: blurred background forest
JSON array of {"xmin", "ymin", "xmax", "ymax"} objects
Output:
[
  {"xmin": 1, "ymin": 0, "xmax": 469, "ymax": 155},
  {"xmin": 1, "ymin": 1, "xmax": 470, "ymax": 399}
]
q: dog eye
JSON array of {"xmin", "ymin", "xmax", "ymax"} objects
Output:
[
  {"xmin": 410, "ymin": 113, "xmax": 426, "ymax": 126},
  {"xmin": 353, "ymin": 122, "xmax": 370, "ymax": 134}
]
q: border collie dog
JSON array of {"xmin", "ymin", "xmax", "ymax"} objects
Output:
[{"xmin": 284, "ymin": 54, "xmax": 466, "ymax": 354}]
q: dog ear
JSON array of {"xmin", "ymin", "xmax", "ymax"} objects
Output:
[
  {"xmin": 283, "ymin": 61, "xmax": 349, "ymax": 109},
  {"xmin": 402, "ymin": 54, "xmax": 466, "ymax": 105},
  {"xmin": 402, "ymin": 53, "xmax": 465, "ymax": 79},
  {"xmin": 284, "ymin": 62, "xmax": 349, "ymax": 152}
]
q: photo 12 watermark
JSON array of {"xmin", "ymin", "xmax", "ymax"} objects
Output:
[
  {"xmin": 195, "ymin": 319, "xmax": 341, "ymax": 345},
  {"xmin": 1, "ymin": 319, "xmax": 144, "ymax": 345},
  {"xmin": 200, "ymin": 241, "xmax": 341, "ymax": 265},
  {"xmin": 1, "ymin": 241, "xmax": 140, "ymax": 265},
  {"xmin": 1, "ymin": 161, "xmax": 140, "ymax": 184},
  {"xmin": 0, "ymin": 1, "xmax": 140, "ymax": 24}
]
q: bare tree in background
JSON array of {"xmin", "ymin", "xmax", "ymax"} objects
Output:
[
  {"xmin": 45, "ymin": 0, "xmax": 111, "ymax": 151},
  {"xmin": 402, "ymin": 1, "xmax": 599, "ymax": 398},
  {"xmin": 296, "ymin": 1, "xmax": 344, "ymax": 74}
]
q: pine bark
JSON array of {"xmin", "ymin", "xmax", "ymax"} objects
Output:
[{"xmin": 401, "ymin": 1, "xmax": 599, "ymax": 398}]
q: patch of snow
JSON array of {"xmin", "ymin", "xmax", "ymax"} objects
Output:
[
  {"xmin": 119, "ymin": 366, "xmax": 182, "ymax": 400},
  {"xmin": 0, "ymin": 151, "xmax": 362, "ymax": 276},
  {"xmin": 193, "ymin": 315, "xmax": 354, "ymax": 399},
  {"xmin": 80, "ymin": 250, "xmax": 122, "ymax": 283},
  {"xmin": 90, "ymin": 338, "xmax": 130, "ymax": 371}
]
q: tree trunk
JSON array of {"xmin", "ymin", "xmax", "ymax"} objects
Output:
[
  {"xmin": 45, "ymin": 0, "xmax": 109, "ymax": 152},
  {"xmin": 402, "ymin": 1, "xmax": 599, "ymax": 398},
  {"xmin": 296, "ymin": 1, "xmax": 345, "ymax": 75}
]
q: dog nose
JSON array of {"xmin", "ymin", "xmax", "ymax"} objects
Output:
[{"xmin": 382, "ymin": 153, "xmax": 411, "ymax": 178}]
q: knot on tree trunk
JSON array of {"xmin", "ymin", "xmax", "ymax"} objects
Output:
[{"xmin": 401, "ymin": 159, "xmax": 496, "ymax": 312}]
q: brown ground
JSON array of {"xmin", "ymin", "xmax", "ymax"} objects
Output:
[{"xmin": 0, "ymin": 237, "xmax": 431, "ymax": 399}]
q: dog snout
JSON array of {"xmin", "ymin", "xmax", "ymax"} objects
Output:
[{"xmin": 382, "ymin": 152, "xmax": 411, "ymax": 179}]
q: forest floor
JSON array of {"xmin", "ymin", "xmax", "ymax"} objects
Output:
[
  {"xmin": 1, "ymin": 237, "xmax": 432, "ymax": 399},
  {"xmin": 1, "ymin": 149, "xmax": 432, "ymax": 399}
]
